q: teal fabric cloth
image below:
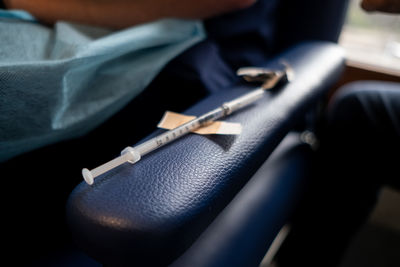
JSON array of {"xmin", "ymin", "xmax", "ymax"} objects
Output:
[
  {"xmin": 0, "ymin": 9, "xmax": 36, "ymax": 21},
  {"xmin": 0, "ymin": 10, "xmax": 205, "ymax": 162}
]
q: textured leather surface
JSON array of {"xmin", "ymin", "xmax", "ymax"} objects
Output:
[
  {"xmin": 171, "ymin": 133, "xmax": 314, "ymax": 267},
  {"xmin": 66, "ymin": 42, "xmax": 344, "ymax": 266}
]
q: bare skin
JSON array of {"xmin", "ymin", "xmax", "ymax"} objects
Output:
[
  {"xmin": 361, "ymin": 0, "xmax": 400, "ymax": 13},
  {"xmin": 3, "ymin": 0, "xmax": 256, "ymax": 29}
]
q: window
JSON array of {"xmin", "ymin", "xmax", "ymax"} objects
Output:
[{"xmin": 339, "ymin": 0, "xmax": 400, "ymax": 75}]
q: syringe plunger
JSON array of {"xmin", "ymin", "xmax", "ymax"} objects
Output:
[{"xmin": 82, "ymin": 147, "xmax": 141, "ymax": 185}]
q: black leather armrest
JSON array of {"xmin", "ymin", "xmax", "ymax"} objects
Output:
[{"xmin": 66, "ymin": 41, "xmax": 344, "ymax": 266}]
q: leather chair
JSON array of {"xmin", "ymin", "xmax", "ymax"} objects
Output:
[{"xmin": 66, "ymin": 0, "xmax": 349, "ymax": 266}]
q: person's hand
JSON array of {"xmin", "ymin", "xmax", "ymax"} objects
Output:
[{"xmin": 361, "ymin": 0, "xmax": 400, "ymax": 13}]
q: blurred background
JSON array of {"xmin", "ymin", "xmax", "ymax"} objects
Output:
[
  {"xmin": 334, "ymin": 2, "xmax": 400, "ymax": 267},
  {"xmin": 340, "ymin": 0, "xmax": 400, "ymax": 74}
]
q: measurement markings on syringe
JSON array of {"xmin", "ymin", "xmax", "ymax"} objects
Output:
[{"xmin": 156, "ymin": 139, "xmax": 163, "ymax": 147}]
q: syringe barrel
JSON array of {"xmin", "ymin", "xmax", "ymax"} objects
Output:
[
  {"xmin": 134, "ymin": 115, "xmax": 203, "ymax": 156},
  {"xmin": 133, "ymin": 90, "xmax": 264, "ymax": 157}
]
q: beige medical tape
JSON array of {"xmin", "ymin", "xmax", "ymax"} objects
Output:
[{"xmin": 157, "ymin": 111, "xmax": 242, "ymax": 135}]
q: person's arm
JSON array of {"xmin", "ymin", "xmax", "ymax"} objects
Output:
[
  {"xmin": 3, "ymin": 0, "xmax": 256, "ymax": 29},
  {"xmin": 361, "ymin": 0, "xmax": 400, "ymax": 13}
]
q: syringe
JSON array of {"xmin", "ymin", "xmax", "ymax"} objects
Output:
[{"xmin": 82, "ymin": 65, "xmax": 291, "ymax": 185}]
